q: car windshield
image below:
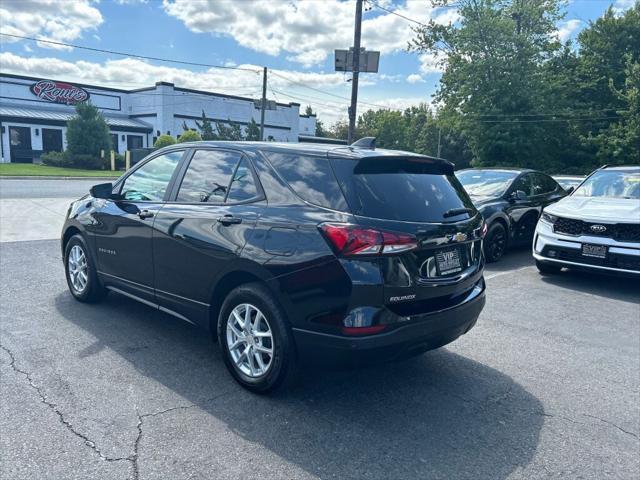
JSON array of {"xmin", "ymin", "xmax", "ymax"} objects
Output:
[
  {"xmin": 456, "ymin": 170, "xmax": 518, "ymax": 197},
  {"xmin": 573, "ymin": 170, "xmax": 640, "ymax": 199}
]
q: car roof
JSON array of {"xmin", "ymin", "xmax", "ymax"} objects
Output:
[
  {"xmin": 600, "ymin": 165, "xmax": 640, "ymax": 172},
  {"xmin": 164, "ymin": 140, "xmax": 450, "ymax": 163}
]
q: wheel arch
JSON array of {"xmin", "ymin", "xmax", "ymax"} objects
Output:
[
  {"xmin": 207, "ymin": 264, "xmax": 283, "ymax": 339},
  {"xmin": 61, "ymin": 225, "xmax": 82, "ymax": 256}
]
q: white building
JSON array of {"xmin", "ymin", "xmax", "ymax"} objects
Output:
[{"xmin": 0, "ymin": 73, "xmax": 316, "ymax": 163}]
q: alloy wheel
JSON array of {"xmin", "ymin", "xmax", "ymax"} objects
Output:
[
  {"xmin": 68, "ymin": 245, "xmax": 88, "ymax": 293},
  {"xmin": 226, "ymin": 303, "xmax": 274, "ymax": 378},
  {"xmin": 490, "ymin": 230, "xmax": 506, "ymax": 259}
]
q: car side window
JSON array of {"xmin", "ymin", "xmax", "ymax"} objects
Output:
[
  {"xmin": 532, "ymin": 173, "xmax": 557, "ymax": 196},
  {"xmin": 176, "ymin": 149, "xmax": 241, "ymax": 203},
  {"xmin": 120, "ymin": 151, "xmax": 183, "ymax": 201},
  {"xmin": 266, "ymin": 152, "xmax": 348, "ymax": 210},
  {"xmin": 511, "ymin": 174, "xmax": 533, "ymax": 197},
  {"xmin": 226, "ymin": 158, "xmax": 259, "ymax": 203}
]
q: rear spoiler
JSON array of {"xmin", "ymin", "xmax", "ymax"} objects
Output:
[{"xmin": 351, "ymin": 155, "xmax": 455, "ymax": 176}]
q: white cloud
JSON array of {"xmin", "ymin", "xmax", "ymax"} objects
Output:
[
  {"xmin": 0, "ymin": 0, "xmax": 103, "ymax": 50},
  {"xmin": 556, "ymin": 19, "xmax": 581, "ymax": 42},
  {"xmin": 162, "ymin": 0, "xmax": 458, "ymax": 66},
  {"xmin": 406, "ymin": 74, "xmax": 425, "ymax": 84},
  {"xmin": 0, "ymin": 51, "xmax": 349, "ymax": 93},
  {"xmin": 0, "ymin": 51, "xmax": 431, "ymax": 127},
  {"xmin": 613, "ymin": 0, "xmax": 635, "ymax": 14},
  {"xmin": 418, "ymin": 53, "xmax": 445, "ymax": 74}
]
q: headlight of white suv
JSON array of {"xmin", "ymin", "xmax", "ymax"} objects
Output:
[{"xmin": 541, "ymin": 212, "xmax": 558, "ymax": 225}]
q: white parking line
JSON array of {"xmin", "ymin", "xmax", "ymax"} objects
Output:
[{"xmin": 485, "ymin": 265, "xmax": 535, "ymax": 280}]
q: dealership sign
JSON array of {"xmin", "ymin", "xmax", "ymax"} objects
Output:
[{"xmin": 30, "ymin": 80, "xmax": 90, "ymax": 105}]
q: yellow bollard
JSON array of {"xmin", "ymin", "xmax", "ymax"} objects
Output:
[
  {"xmin": 110, "ymin": 150, "xmax": 115, "ymax": 171},
  {"xmin": 125, "ymin": 150, "xmax": 131, "ymax": 170}
]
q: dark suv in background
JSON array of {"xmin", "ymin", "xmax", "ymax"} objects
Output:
[
  {"xmin": 62, "ymin": 141, "xmax": 486, "ymax": 392},
  {"xmin": 456, "ymin": 168, "xmax": 566, "ymax": 262}
]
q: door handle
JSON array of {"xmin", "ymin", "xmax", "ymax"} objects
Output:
[
  {"xmin": 138, "ymin": 209, "xmax": 154, "ymax": 220},
  {"xmin": 217, "ymin": 215, "xmax": 242, "ymax": 225}
]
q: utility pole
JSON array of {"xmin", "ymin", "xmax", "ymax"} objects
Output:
[
  {"xmin": 437, "ymin": 128, "xmax": 442, "ymax": 158},
  {"xmin": 260, "ymin": 66, "xmax": 267, "ymax": 141},
  {"xmin": 347, "ymin": 0, "xmax": 363, "ymax": 144}
]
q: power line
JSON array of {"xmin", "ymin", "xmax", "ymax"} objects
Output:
[
  {"xmin": 476, "ymin": 116, "xmax": 621, "ymax": 123},
  {"xmin": 269, "ymin": 70, "xmax": 387, "ymax": 109},
  {"xmin": 366, "ymin": 0, "xmax": 429, "ymax": 27},
  {"xmin": 2, "ymin": 31, "xmax": 388, "ymax": 109},
  {"xmin": 0, "ymin": 32, "xmax": 261, "ymax": 73}
]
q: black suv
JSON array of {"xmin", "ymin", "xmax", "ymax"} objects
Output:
[
  {"xmin": 456, "ymin": 168, "xmax": 567, "ymax": 262},
  {"xmin": 62, "ymin": 141, "xmax": 486, "ymax": 392}
]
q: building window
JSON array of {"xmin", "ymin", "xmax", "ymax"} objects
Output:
[
  {"xmin": 42, "ymin": 129, "xmax": 63, "ymax": 153},
  {"xmin": 9, "ymin": 126, "xmax": 32, "ymax": 163},
  {"xmin": 127, "ymin": 135, "xmax": 143, "ymax": 150}
]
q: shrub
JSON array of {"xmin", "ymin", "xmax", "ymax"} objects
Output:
[
  {"xmin": 153, "ymin": 134, "xmax": 176, "ymax": 149},
  {"xmin": 70, "ymin": 154, "xmax": 104, "ymax": 170},
  {"xmin": 177, "ymin": 130, "xmax": 202, "ymax": 143},
  {"xmin": 41, "ymin": 151, "xmax": 72, "ymax": 168},
  {"xmin": 66, "ymin": 102, "xmax": 111, "ymax": 157}
]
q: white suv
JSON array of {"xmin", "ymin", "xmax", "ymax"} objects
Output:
[{"xmin": 533, "ymin": 166, "xmax": 640, "ymax": 276}]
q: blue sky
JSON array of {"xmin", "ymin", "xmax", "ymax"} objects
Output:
[{"xmin": 0, "ymin": 0, "xmax": 633, "ymax": 124}]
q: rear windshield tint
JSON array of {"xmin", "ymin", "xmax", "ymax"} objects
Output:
[
  {"xmin": 266, "ymin": 153, "xmax": 348, "ymax": 211},
  {"xmin": 330, "ymin": 156, "xmax": 475, "ymax": 222}
]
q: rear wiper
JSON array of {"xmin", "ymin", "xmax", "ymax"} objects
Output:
[{"xmin": 443, "ymin": 207, "xmax": 474, "ymax": 218}]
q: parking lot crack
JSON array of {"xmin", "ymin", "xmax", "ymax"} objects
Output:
[
  {"xmin": 582, "ymin": 413, "xmax": 639, "ymax": 439},
  {"xmin": 0, "ymin": 343, "xmax": 133, "ymax": 466},
  {"xmin": 131, "ymin": 391, "xmax": 236, "ymax": 479}
]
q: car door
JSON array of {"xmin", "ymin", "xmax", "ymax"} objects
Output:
[
  {"xmin": 504, "ymin": 173, "xmax": 537, "ymax": 243},
  {"xmin": 152, "ymin": 148, "xmax": 265, "ymax": 326},
  {"xmin": 91, "ymin": 149, "xmax": 185, "ymax": 302},
  {"xmin": 534, "ymin": 173, "xmax": 566, "ymax": 207}
]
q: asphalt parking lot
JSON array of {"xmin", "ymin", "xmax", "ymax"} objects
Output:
[{"xmin": 1, "ymin": 179, "xmax": 639, "ymax": 480}]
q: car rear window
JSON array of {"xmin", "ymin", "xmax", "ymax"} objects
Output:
[
  {"xmin": 266, "ymin": 153, "xmax": 348, "ymax": 211},
  {"xmin": 330, "ymin": 156, "xmax": 475, "ymax": 222}
]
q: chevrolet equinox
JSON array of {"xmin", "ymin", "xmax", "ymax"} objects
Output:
[{"xmin": 61, "ymin": 140, "xmax": 486, "ymax": 392}]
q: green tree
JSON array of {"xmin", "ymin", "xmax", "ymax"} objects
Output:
[
  {"xmin": 213, "ymin": 121, "xmax": 244, "ymax": 140},
  {"xmin": 245, "ymin": 118, "xmax": 261, "ymax": 140},
  {"xmin": 153, "ymin": 134, "xmax": 176, "ymax": 149},
  {"xmin": 591, "ymin": 56, "xmax": 640, "ymax": 164},
  {"xmin": 410, "ymin": 0, "xmax": 567, "ymax": 170},
  {"xmin": 195, "ymin": 110, "xmax": 216, "ymax": 140},
  {"xmin": 66, "ymin": 102, "xmax": 111, "ymax": 158},
  {"xmin": 177, "ymin": 130, "xmax": 202, "ymax": 143}
]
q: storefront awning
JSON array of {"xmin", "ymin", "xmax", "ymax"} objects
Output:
[{"xmin": 0, "ymin": 105, "xmax": 153, "ymax": 132}]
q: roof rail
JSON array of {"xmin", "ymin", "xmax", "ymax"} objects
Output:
[{"xmin": 351, "ymin": 137, "xmax": 376, "ymax": 149}]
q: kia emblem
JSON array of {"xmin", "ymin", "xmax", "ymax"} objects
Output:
[{"xmin": 590, "ymin": 224, "xmax": 607, "ymax": 233}]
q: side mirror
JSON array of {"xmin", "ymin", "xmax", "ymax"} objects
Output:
[
  {"xmin": 90, "ymin": 182, "xmax": 114, "ymax": 199},
  {"xmin": 566, "ymin": 186, "xmax": 575, "ymax": 194},
  {"xmin": 509, "ymin": 190, "xmax": 528, "ymax": 201}
]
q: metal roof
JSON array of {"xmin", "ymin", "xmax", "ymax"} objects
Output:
[{"xmin": 0, "ymin": 104, "xmax": 153, "ymax": 130}]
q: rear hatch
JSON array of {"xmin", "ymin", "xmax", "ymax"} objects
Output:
[{"xmin": 329, "ymin": 154, "xmax": 485, "ymax": 314}]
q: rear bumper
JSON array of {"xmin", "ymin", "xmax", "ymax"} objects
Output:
[{"xmin": 292, "ymin": 279, "xmax": 485, "ymax": 368}]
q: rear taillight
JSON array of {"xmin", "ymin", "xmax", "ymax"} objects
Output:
[
  {"xmin": 319, "ymin": 223, "xmax": 418, "ymax": 256},
  {"xmin": 475, "ymin": 222, "xmax": 488, "ymax": 239}
]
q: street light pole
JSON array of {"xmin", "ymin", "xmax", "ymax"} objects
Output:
[
  {"xmin": 260, "ymin": 66, "xmax": 267, "ymax": 141},
  {"xmin": 347, "ymin": 0, "xmax": 363, "ymax": 144}
]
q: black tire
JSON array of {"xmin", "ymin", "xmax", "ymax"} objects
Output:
[
  {"xmin": 218, "ymin": 283, "xmax": 298, "ymax": 394},
  {"xmin": 484, "ymin": 222, "xmax": 508, "ymax": 263},
  {"xmin": 536, "ymin": 259, "xmax": 562, "ymax": 275},
  {"xmin": 64, "ymin": 234, "xmax": 106, "ymax": 303}
]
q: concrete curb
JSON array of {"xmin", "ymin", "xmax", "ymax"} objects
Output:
[{"xmin": 0, "ymin": 176, "xmax": 120, "ymax": 181}]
